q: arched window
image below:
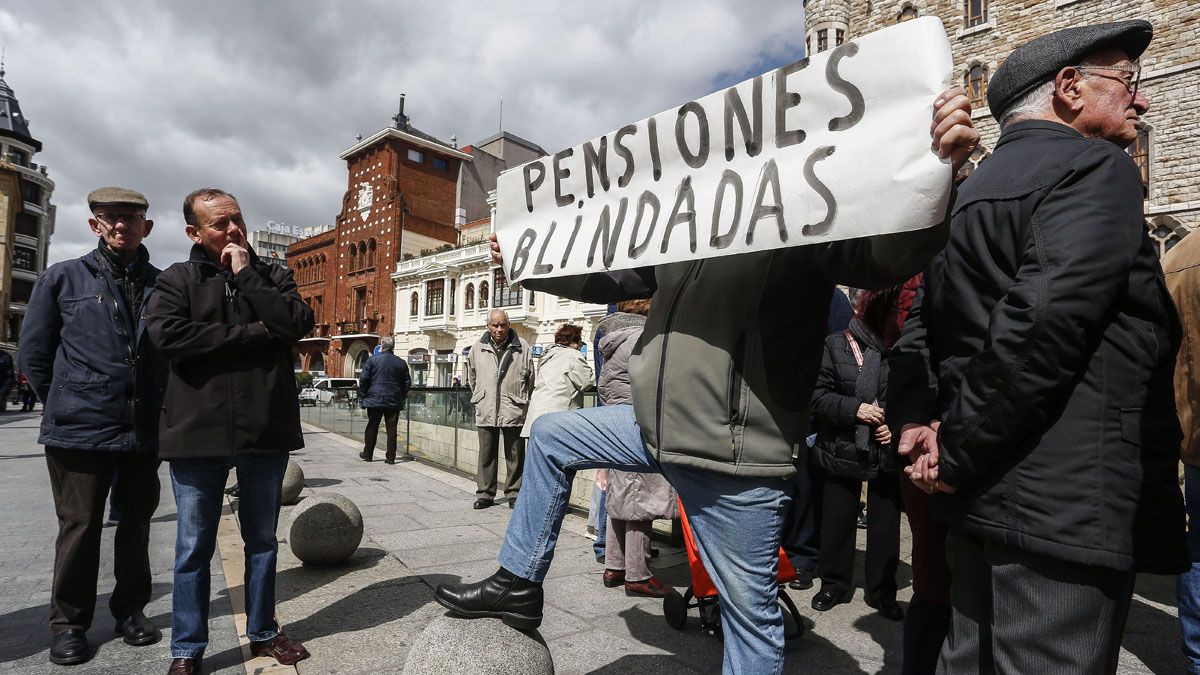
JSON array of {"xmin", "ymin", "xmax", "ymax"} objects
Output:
[
  {"xmin": 1128, "ymin": 124, "xmax": 1150, "ymax": 195},
  {"xmin": 1148, "ymin": 216, "xmax": 1188, "ymax": 258},
  {"xmin": 964, "ymin": 0, "xmax": 988, "ymax": 28},
  {"xmin": 449, "ymin": 278, "xmax": 456, "ymax": 315},
  {"xmin": 409, "ymin": 291, "xmax": 419, "ymax": 317},
  {"xmin": 367, "ymin": 239, "xmax": 377, "ymax": 269},
  {"xmin": 966, "ymin": 64, "xmax": 988, "ymax": 109},
  {"xmin": 358, "ymin": 241, "xmax": 367, "ymax": 271},
  {"xmin": 898, "ymin": 5, "xmax": 918, "ymax": 22},
  {"xmin": 348, "ymin": 244, "xmax": 358, "ymax": 272},
  {"xmin": 464, "ymin": 283, "xmax": 475, "ymax": 310},
  {"xmin": 479, "ymin": 281, "xmax": 489, "ymax": 308},
  {"xmin": 319, "ymin": 254, "xmax": 326, "ymax": 280}
]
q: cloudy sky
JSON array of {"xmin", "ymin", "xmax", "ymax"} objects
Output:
[{"xmin": 1, "ymin": 1, "xmax": 806, "ymax": 269}]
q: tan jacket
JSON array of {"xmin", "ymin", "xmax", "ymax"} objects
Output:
[
  {"xmin": 519, "ymin": 344, "xmax": 591, "ymax": 437},
  {"xmin": 1163, "ymin": 233, "xmax": 1200, "ymax": 467},
  {"xmin": 466, "ymin": 330, "xmax": 534, "ymax": 428}
]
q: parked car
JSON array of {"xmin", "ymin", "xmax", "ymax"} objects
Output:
[{"xmin": 298, "ymin": 377, "xmax": 359, "ymax": 406}]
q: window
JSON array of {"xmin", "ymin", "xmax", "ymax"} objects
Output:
[
  {"xmin": 358, "ymin": 241, "xmax": 367, "ymax": 270},
  {"xmin": 449, "ymin": 278, "xmax": 456, "ymax": 315},
  {"xmin": 464, "ymin": 283, "xmax": 475, "ymax": 310},
  {"xmin": 367, "ymin": 239, "xmax": 377, "ymax": 269},
  {"xmin": 964, "ymin": 0, "xmax": 987, "ymax": 27},
  {"xmin": 410, "ymin": 291, "xmax": 419, "ymax": 317},
  {"xmin": 1148, "ymin": 217, "xmax": 1188, "ymax": 258},
  {"xmin": 479, "ymin": 281, "xmax": 489, "ymax": 308},
  {"xmin": 426, "ymin": 279, "xmax": 445, "ymax": 316},
  {"xmin": 966, "ymin": 64, "xmax": 988, "ymax": 109},
  {"xmin": 13, "ymin": 245, "xmax": 36, "ymax": 272},
  {"xmin": 7, "ymin": 148, "xmax": 28, "ymax": 166},
  {"xmin": 817, "ymin": 29, "xmax": 829, "ymax": 53},
  {"xmin": 11, "ymin": 279, "xmax": 33, "ymax": 304},
  {"xmin": 493, "ymin": 268, "xmax": 522, "ymax": 307},
  {"xmin": 836, "ymin": 29, "xmax": 845, "ymax": 47},
  {"xmin": 433, "ymin": 157, "xmax": 449, "ymax": 171},
  {"xmin": 15, "ymin": 212, "xmax": 36, "ymax": 237},
  {"xmin": 407, "ymin": 148, "xmax": 425, "ymax": 163},
  {"xmin": 354, "ymin": 287, "xmax": 367, "ymax": 321},
  {"xmin": 7, "ymin": 312, "xmax": 21, "ymax": 343},
  {"xmin": 314, "ymin": 295, "xmax": 323, "ymax": 324},
  {"xmin": 19, "ymin": 179, "xmax": 39, "ymax": 205},
  {"xmin": 1128, "ymin": 124, "xmax": 1150, "ymax": 195},
  {"xmin": 899, "ymin": 5, "xmax": 918, "ymax": 22},
  {"xmin": 348, "ymin": 244, "xmax": 358, "ymax": 271}
]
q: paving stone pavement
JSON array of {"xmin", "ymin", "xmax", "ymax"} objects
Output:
[{"xmin": 1, "ymin": 412, "xmax": 1185, "ymax": 673}]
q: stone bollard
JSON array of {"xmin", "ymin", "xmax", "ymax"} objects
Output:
[
  {"xmin": 287, "ymin": 493, "xmax": 363, "ymax": 566},
  {"xmin": 281, "ymin": 459, "xmax": 305, "ymax": 505},
  {"xmin": 403, "ymin": 616, "xmax": 553, "ymax": 675}
]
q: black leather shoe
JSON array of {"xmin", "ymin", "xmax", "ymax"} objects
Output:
[
  {"xmin": 811, "ymin": 589, "xmax": 849, "ymax": 612},
  {"xmin": 49, "ymin": 629, "xmax": 89, "ymax": 665},
  {"xmin": 116, "ymin": 610, "xmax": 161, "ymax": 646},
  {"xmin": 434, "ymin": 567, "xmax": 544, "ymax": 630},
  {"xmin": 167, "ymin": 657, "xmax": 202, "ymax": 675},
  {"xmin": 473, "ymin": 498, "xmax": 493, "ymax": 510},
  {"xmin": 788, "ymin": 569, "xmax": 814, "ymax": 591},
  {"xmin": 384, "ymin": 458, "xmax": 395, "ymax": 465},
  {"xmin": 359, "ymin": 451, "xmax": 373, "ymax": 462},
  {"xmin": 865, "ymin": 595, "xmax": 905, "ymax": 621}
]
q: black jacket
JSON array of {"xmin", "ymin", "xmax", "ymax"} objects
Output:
[
  {"xmin": 19, "ymin": 245, "xmax": 164, "ymax": 451},
  {"xmin": 358, "ymin": 352, "xmax": 411, "ymax": 409},
  {"xmin": 146, "ymin": 245, "xmax": 314, "ymax": 459},
  {"xmin": 889, "ymin": 121, "xmax": 1186, "ymax": 574},
  {"xmin": 811, "ymin": 319, "xmax": 897, "ymax": 480}
]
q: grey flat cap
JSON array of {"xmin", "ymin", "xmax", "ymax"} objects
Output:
[
  {"xmin": 87, "ymin": 186, "xmax": 148, "ymax": 211},
  {"xmin": 988, "ymin": 20, "xmax": 1152, "ymax": 121}
]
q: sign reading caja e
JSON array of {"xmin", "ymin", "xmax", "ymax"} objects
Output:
[{"xmin": 495, "ymin": 17, "xmax": 954, "ymax": 282}]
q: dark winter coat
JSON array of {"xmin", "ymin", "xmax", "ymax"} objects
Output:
[
  {"xmin": 359, "ymin": 351, "xmax": 411, "ymax": 409},
  {"xmin": 811, "ymin": 319, "xmax": 897, "ymax": 481},
  {"xmin": 19, "ymin": 244, "xmax": 164, "ymax": 452},
  {"xmin": 888, "ymin": 121, "xmax": 1186, "ymax": 574},
  {"xmin": 0, "ymin": 351, "xmax": 13, "ymax": 400},
  {"xmin": 146, "ymin": 245, "xmax": 314, "ymax": 459}
]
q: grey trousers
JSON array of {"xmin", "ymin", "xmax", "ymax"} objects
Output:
[
  {"xmin": 938, "ymin": 530, "xmax": 1135, "ymax": 675},
  {"xmin": 476, "ymin": 426, "xmax": 524, "ymax": 499},
  {"xmin": 605, "ymin": 517, "xmax": 652, "ymax": 581}
]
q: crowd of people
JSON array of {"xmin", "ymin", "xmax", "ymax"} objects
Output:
[{"xmin": 12, "ymin": 16, "xmax": 1197, "ymax": 675}]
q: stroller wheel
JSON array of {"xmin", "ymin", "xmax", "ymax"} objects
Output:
[
  {"xmin": 663, "ymin": 589, "xmax": 688, "ymax": 630},
  {"xmin": 698, "ymin": 596, "xmax": 721, "ymax": 634}
]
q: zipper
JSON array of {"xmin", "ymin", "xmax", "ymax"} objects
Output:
[
  {"xmin": 99, "ymin": 271, "xmax": 137, "ymax": 447},
  {"xmin": 727, "ymin": 332, "xmax": 746, "ymax": 426},
  {"xmin": 226, "ymin": 277, "xmax": 239, "ymax": 456},
  {"xmin": 654, "ymin": 260, "xmax": 702, "ymax": 445}
]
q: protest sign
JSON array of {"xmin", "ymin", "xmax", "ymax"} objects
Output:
[{"xmin": 495, "ymin": 17, "xmax": 954, "ymax": 282}]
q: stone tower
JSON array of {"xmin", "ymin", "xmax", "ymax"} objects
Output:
[{"xmin": 803, "ymin": 0, "xmax": 852, "ymax": 56}]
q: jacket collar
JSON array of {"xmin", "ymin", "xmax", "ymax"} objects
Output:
[
  {"xmin": 847, "ymin": 317, "xmax": 884, "ymax": 353},
  {"xmin": 995, "ymin": 120, "xmax": 1084, "ymax": 150},
  {"xmin": 479, "ymin": 329, "xmax": 518, "ymax": 351}
]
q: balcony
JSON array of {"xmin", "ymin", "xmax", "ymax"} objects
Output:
[
  {"xmin": 334, "ymin": 318, "xmax": 378, "ymax": 336},
  {"xmin": 419, "ymin": 312, "xmax": 457, "ymax": 335}
]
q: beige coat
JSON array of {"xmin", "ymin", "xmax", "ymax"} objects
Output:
[
  {"xmin": 1163, "ymin": 233, "xmax": 1200, "ymax": 467},
  {"xmin": 466, "ymin": 330, "xmax": 534, "ymax": 428},
  {"xmin": 520, "ymin": 344, "xmax": 591, "ymax": 437}
]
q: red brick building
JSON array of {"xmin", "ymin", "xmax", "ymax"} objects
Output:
[{"xmin": 289, "ymin": 98, "xmax": 472, "ymax": 376}]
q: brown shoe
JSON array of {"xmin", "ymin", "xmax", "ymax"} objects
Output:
[
  {"xmin": 167, "ymin": 657, "xmax": 201, "ymax": 675},
  {"xmin": 249, "ymin": 634, "xmax": 310, "ymax": 666},
  {"xmin": 602, "ymin": 569, "xmax": 625, "ymax": 588},
  {"xmin": 625, "ymin": 576, "xmax": 672, "ymax": 598}
]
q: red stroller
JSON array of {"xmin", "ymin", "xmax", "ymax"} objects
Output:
[{"xmin": 662, "ymin": 498, "xmax": 805, "ymax": 639}]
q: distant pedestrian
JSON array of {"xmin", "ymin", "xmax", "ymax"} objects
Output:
[
  {"xmin": 17, "ymin": 373, "xmax": 36, "ymax": 411},
  {"xmin": 358, "ymin": 336, "xmax": 412, "ymax": 464},
  {"xmin": 0, "ymin": 350, "xmax": 14, "ymax": 412},
  {"xmin": 465, "ymin": 309, "xmax": 533, "ymax": 510},
  {"xmin": 19, "ymin": 186, "xmax": 165, "ymax": 666},
  {"xmin": 147, "ymin": 188, "xmax": 313, "ymax": 674},
  {"xmin": 891, "ymin": 21, "xmax": 1186, "ymax": 673}
]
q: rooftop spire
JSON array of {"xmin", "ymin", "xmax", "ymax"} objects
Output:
[
  {"xmin": 391, "ymin": 93, "xmax": 409, "ymax": 131},
  {"xmin": 0, "ymin": 56, "xmax": 43, "ymax": 151}
]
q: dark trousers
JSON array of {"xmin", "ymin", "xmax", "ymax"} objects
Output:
[
  {"xmin": 363, "ymin": 407, "xmax": 400, "ymax": 460},
  {"xmin": 817, "ymin": 471, "xmax": 901, "ymax": 601},
  {"xmin": 45, "ymin": 446, "xmax": 160, "ymax": 633},
  {"xmin": 900, "ymin": 478, "xmax": 952, "ymax": 674},
  {"xmin": 782, "ymin": 459, "xmax": 824, "ymax": 574},
  {"xmin": 938, "ymin": 530, "xmax": 1134, "ymax": 675},
  {"xmin": 475, "ymin": 426, "xmax": 524, "ymax": 499}
]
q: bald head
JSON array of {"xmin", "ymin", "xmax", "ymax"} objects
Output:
[{"xmin": 487, "ymin": 309, "xmax": 511, "ymax": 344}]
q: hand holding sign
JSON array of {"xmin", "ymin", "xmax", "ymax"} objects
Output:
[{"xmin": 496, "ymin": 17, "xmax": 972, "ymax": 281}]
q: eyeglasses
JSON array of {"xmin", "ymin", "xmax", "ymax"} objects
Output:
[
  {"xmin": 94, "ymin": 212, "xmax": 145, "ymax": 225},
  {"xmin": 1075, "ymin": 64, "xmax": 1141, "ymax": 99}
]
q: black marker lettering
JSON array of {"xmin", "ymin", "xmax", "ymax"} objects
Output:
[
  {"xmin": 553, "ymin": 148, "xmax": 574, "ymax": 208},
  {"xmin": 510, "ymin": 228, "xmax": 537, "ymax": 278},
  {"xmin": 587, "ymin": 198, "xmax": 629, "ymax": 269},
  {"xmin": 647, "ymin": 117, "xmax": 662, "ymax": 181},
  {"xmin": 675, "ymin": 102, "xmax": 710, "ymax": 170},
  {"xmin": 709, "ymin": 170, "xmax": 743, "ymax": 249},
  {"xmin": 746, "ymin": 159, "xmax": 786, "ymax": 245},
  {"xmin": 532, "ymin": 220, "xmax": 556, "ymax": 275},
  {"xmin": 724, "ymin": 76, "xmax": 763, "ymax": 161},
  {"xmin": 774, "ymin": 58, "xmax": 809, "ymax": 149},
  {"xmin": 802, "ymin": 146, "xmax": 838, "ymax": 236},
  {"xmin": 660, "ymin": 175, "xmax": 697, "ymax": 254},
  {"xmin": 523, "ymin": 161, "xmax": 546, "ymax": 213},
  {"xmin": 582, "ymin": 137, "xmax": 610, "ymax": 198},
  {"xmin": 628, "ymin": 191, "xmax": 660, "ymax": 259},
  {"xmin": 826, "ymin": 42, "xmax": 865, "ymax": 132},
  {"xmin": 561, "ymin": 214, "xmax": 584, "ymax": 269},
  {"xmin": 613, "ymin": 124, "xmax": 638, "ymax": 188}
]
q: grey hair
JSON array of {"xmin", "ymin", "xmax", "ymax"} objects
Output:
[
  {"xmin": 380, "ymin": 337, "xmax": 395, "ymax": 352},
  {"xmin": 487, "ymin": 309, "xmax": 509, "ymax": 324},
  {"xmin": 998, "ymin": 80, "xmax": 1055, "ymax": 128}
]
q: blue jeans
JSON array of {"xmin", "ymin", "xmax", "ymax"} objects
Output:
[
  {"xmin": 169, "ymin": 453, "xmax": 288, "ymax": 659},
  {"xmin": 498, "ymin": 405, "xmax": 791, "ymax": 674},
  {"xmin": 1180, "ymin": 464, "xmax": 1200, "ymax": 673}
]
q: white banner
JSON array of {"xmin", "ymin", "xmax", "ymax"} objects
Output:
[{"xmin": 495, "ymin": 17, "xmax": 954, "ymax": 282}]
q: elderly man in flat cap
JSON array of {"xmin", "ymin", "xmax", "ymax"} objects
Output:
[
  {"xmin": 20, "ymin": 187, "xmax": 165, "ymax": 666},
  {"xmin": 888, "ymin": 19, "xmax": 1187, "ymax": 673}
]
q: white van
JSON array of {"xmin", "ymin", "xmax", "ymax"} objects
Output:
[{"xmin": 298, "ymin": 377, "xmax": 359, "ymax": 406}]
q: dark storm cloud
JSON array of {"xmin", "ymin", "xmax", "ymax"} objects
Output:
[{"xmin": 0, "ymin": 1, "xmax": 805, "ymax": 269}]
